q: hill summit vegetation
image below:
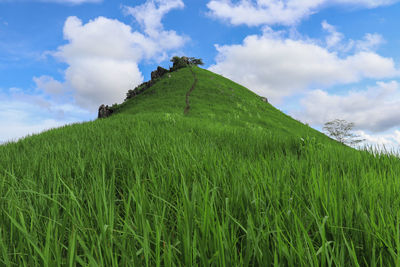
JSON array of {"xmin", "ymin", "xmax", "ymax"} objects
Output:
[{"xmin": 1, "ymin": 59, "xmax": 400, "ymax": 266}]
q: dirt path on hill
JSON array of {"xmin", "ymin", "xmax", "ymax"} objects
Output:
[{"xmin": 184, "ymin": 67, "xmax": 198, "ymax": 115}]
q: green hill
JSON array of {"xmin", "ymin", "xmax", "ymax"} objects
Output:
[{"xmin": 1, "ymin": 66, "xmax": 400, "ymax": 266}]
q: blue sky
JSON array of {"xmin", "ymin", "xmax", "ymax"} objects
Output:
[{"xmin": 2, "ymin": 0, "xmax": 400, "ymax": 151}]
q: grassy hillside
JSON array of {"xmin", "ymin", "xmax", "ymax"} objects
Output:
[
  {"xmin": 1, "ymin": 66, "xmax": 400, "ymax": 266},
  {"xmin": 115, "ymin": 67, "xmax": 335, "ymax": 142}
]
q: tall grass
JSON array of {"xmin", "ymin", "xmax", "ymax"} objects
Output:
[{"xmin": 1, "ymin": 67, "xmax": 400, "ymax": 266}]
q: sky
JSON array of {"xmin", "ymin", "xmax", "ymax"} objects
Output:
[{"xmin": 2, "ymin": 0, "xmax": 400, "ymax": 152}]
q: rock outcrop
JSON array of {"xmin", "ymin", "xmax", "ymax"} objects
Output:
[
  {"xmin": 98, "ymin": 104, "xmax": 113, "ymax": 119},
  {"xmin": 151, "ymin": 66, "xmax": 168, "ymax": 80}
]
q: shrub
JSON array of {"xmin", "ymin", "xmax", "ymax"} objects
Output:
[
  {"xmin": 188, "ymin": 57, "xmax": 204, "ymax": 66},
  {"xmin": 170, "ymin": 56, "xmax": 204, "ymax": 71},
  {"xmin": 170, "ymin": 56, "xmax": 189, "ymax": 71}
]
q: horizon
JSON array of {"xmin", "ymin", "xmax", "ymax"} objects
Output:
[{"xmin": 2, "ymin": 0, "xmax": 400, "ymax": 151}]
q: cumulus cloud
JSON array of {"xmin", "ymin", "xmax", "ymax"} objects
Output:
[
  {"xmin": 52, "ymin": 16, "xmax": 144, "ymax": 109},
  {"xmin": 124, "ymin": 0, "xmax": 183, "ymax": 36},
  {"xmin": 209, "ymin": 32, "xmax": 398, "ymax": 104},
  {"xmin": 207, "ymin": 0, "xmax": 400, "ymax": 26},
  {"xmin": 122, "ymin": 0, "xmax": 187, "ymax": 60},
  {"xmin": 292, "ymin": 81, "xmax": 400, "ymax": 133},
  {"xmin": 48, "ymin": 0, "xmax": 186, "ymax": 110}
]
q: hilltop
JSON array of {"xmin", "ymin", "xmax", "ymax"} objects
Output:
[{"xmin": 1, "ymin": 62, "xmax": 400, "ymax": 266}]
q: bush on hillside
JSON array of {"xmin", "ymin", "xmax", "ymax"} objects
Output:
[
  {"xmin": 170, "ymin": 56, "xmax": 189, "ymax": 71},
  {"xmin": 125, "ymin": 82, "xmax": 149, "ymax": 100}
]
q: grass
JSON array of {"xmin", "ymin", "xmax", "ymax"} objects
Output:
[{"xmin": 1, "ymin": 66, "xmax": 400, "ymax": 266}]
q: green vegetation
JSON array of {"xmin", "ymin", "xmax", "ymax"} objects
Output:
[
  {"xmin": 1, "ymin": 66, "xmax": 400, "ymax": 266},
  {"xmin": 125, "ymin": 57, "xmax": 203, "ymax": 101},
  {"xmin": 170, "ymin": 56, "xmax": 204, "ymax": 71},
  {"xmin": 125, "ymin": 82, "xmax": 149, "ymax": 101}
]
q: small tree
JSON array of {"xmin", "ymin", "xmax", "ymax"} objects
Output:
[
  {"xmin": 189, "ymin": 57, "xmax": 204, "ymax": 66},
  {"xmin": 170, "ymin": 56, "xmax": 189, "ymax": 71},
  {"xmin": 170, "ymin": 56, "xmax": 204, "ymax": 71},
  {"xmin": 323, "ymin": 119, "xmax": 365, "ymax": 146}
]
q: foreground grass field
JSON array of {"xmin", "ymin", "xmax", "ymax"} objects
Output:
[{"xmin": 1, "ymin": 67, "xmax": 400, "ymax": 266}]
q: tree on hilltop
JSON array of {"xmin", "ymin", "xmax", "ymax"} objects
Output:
[
  {"xmin": 170, "ymin": 56, "xmax": 204, "ymax": 71},
  {"xmin": 188, "ymin": 57, "xmax": 204, "ymax": 66},
  {"xmin": 170, "ymin": 56, "xmax": 188, "ymax": 71}
]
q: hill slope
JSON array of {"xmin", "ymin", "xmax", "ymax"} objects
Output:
[
  {"xmin": 1, "ymin": 66, "xmax": 400, "ymax": 266},
  {"xmin": 115, "ymin": 66, "xmax": 336, "ymax": 142}
]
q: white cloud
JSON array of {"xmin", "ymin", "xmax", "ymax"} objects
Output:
[
  {"xmin": 209, "ymin": 32, "xmax": 398, "ymax": 104},
  {"xmin": 0, "ymin": 90, "xmax": 92, "ymax": 143},
  {"xmin": 349, "ymin": 130, "xmax": 400, "ymax": 156},
  {"xmin": 357, "ymin": 130, "xmax": 398, "ymax": 146},
  {"xmin": 334, "ymin": 0, "xmax": 397, "ymax": 8},
  {"xmin": 355, "ymin": 33, "xmax": 385, "ymax": 51},
  {"xmin": 34, "ymin": 75, "xmax": 66, "ymax": 96},
  {"xmin": 322, "ymin": 20, "xmax": 344, "ymax": 49},
  {"xmin": 123, "ymin": 0, "xmax": 187, "ymax": 60},
  {"xmin": 207, "ymin": 0, "xmax": 400, "ymax": 26},
  {"xmin": 49, "ymin": 0, "xmax": 186, "ymax": 110},
  {"xmin": 321, "ymin": 21, "xmax": 385, "ymax": 52},
  {"xmin": 123, "ymin": 0, "xmax": 184, "ymax": 37},
  {"xmin": 0, "ymin": 117, "xmax": 64, "ymax": 144},
  {"xmin": 207, "ymin": 0, "xmax": 323, "ymax": 26},
  {"xmin": 52, "ymin": 16, "xmax": 144, "ymax": 109},
  {"xmin": 293, "ymin": 81, "xmax": 400, "ymax": 133}
]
